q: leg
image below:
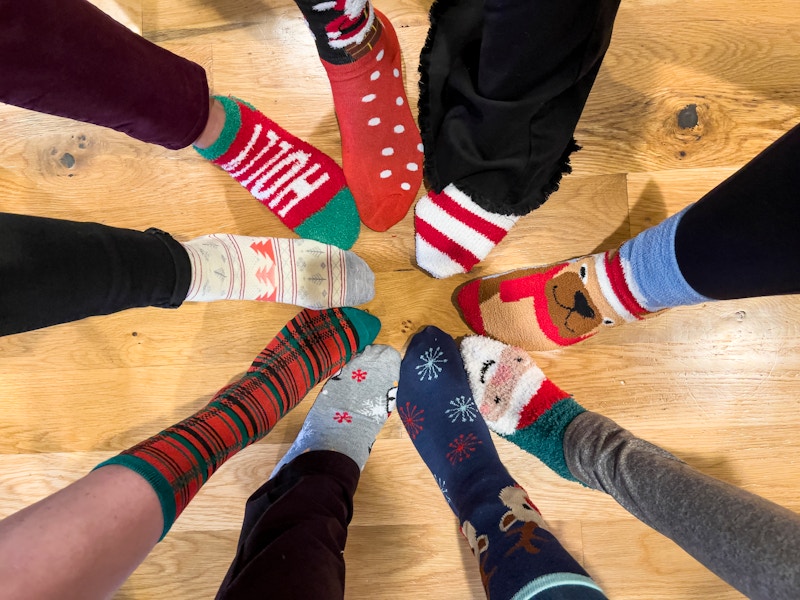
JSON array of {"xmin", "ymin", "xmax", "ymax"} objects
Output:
[
  {"xmin": 0, "ymin": 0, "xmax": 208, "ymax": 149},
  {"xmin": 217, "ymin": 345, "xmax": 400, "ymax": 599},
  {"xmin": 1, "ymin": 1, "xmax": 361, "ymax": 248},
  {"xmin": 216, "ymin": 451, "xmax": 358, "ymax": 600},
  {"xmin": 0, "ymin": 309, "xmax": 380, "ymax": 600},
  {"xmin": 456, "ymin": 122, "xmax": 800, "ymax": 350},
  {"xmin": 398, "ymin": 327, "xmax": 606, "ymax": 599},
  {"xmin": 564, "ymin": 412, "xmax": 800, "ymax": 600},
  {"xmin": 290, "ymin": 0, "xmax": 423, "ymax": 231},
  {"xmin": 464, "ymin": 337, "xmax": 800, "ymax": 600},
  {"xmin": 415, "ymin": 0, "xmax": 621, "ymax": 277},
  {"xmin": 0, "ymin": 212, "xmax": 191, "ymax": 336}
]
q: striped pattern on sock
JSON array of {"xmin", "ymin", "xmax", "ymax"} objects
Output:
[
  {"xmin": 96, "ymin": 308, "xmax": 367, "ymax": 539},
  {"xmin": 182, "ymin": 235, "xmax": 352, "ymax": 307},
  {"xmin": 415, "ymin": 184, "xmax": 518, "ymax": 278}
]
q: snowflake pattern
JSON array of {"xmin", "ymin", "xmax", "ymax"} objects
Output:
[
  {"xmin": 446, "ymin": 433, "xmax": 482, "ymax": 464},
  {"xmin": 435, "ymin": 475, "xmax": 452, "ymax": 507},
  {"xmin": 398, "ymin": 401, "xmax": 424, "ymax": 439},
  {"xmin": 351, "ymin": 369, "xmax": 367, "ymax": 382},
  {"xmin": 445, "ymin": 396, "xmax": 478, "ymax": 423},
  {"xmin": 334, "ymin": 411, "xmax": 352, "ymax": 424},
  {"xmin": 415, "ymin": 346, "xmax": 448, "ymax": 381}
]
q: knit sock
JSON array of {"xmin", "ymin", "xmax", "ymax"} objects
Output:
[
  {"xmin": 415, "ymin": 184, "xmax": 519, "ymax": 279},
  {"xmin": 456, "ymin": 206, "xmax": 712, "ymax": 350},
  {"xmin": 272, "ymin": 344, "xmax": 400, "ymax": 476},
  {"xmin": 293, "ymin": 0, "xmax": 422, "ymax": 230},
  {"xmin": 181, "ymin": 234, "xmax": 374, "ymax": 308},
  {"xmin": 194, "ymin": 96, "xmax": 360, "ymax": 250},
  {"xmin": 460, "ymin": 335, "xmax": 587, "ymax": 482},
  {"xmin": 397, "ymin": 326, "xmax": 605, "ymax": 600},
  {"xmin": 95, "ymin": 307, "xmax": 380, "ymax": 539}
]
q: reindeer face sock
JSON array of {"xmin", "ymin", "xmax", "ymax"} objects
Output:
[
  {"xmin": 460, "ymin": 335, "xmax": 586, "ymax": 482},
  {"xmin": 397, "ymin": 326, "xmax": 605, "ymax": 600},
  {"xmin": 195, "ymin": 96, "xmax": 360, "ymax": 250},
  {"xmin": 293, "ymin": 1, "xmax": 422, "ymax": 231},
  {"xmin": 272, "ymin": 344, "xmax": 400, "ymax": 475},
  {"xmin": 415, "ymin": 184, "xmax": 519, "ymax": 279},
  {"xmin": 456, "ymin": 206, "xmax": 712, "ymax": 350},
  {"xmin": 96, "ymin": 307, "xmax": 380, "ymax": 539},
  {"xmin": 181, "ymin": 234, "xmax": 374, "ymax": 308}
]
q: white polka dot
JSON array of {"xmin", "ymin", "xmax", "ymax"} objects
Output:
[
  {"xmin": 394, "ymin": 125, "xmax": 405, "ymax": 133},
  {"xmin": 417, "ymin": 143, "xmax": 424, "ymax": 152},
  {"xmin": 368, "ymin": 117, "xmax": 381, "ymax": 126},
  {"xmin": 370, "ymin": 70, "xmax": 381, "ymax": 81},
  {"xmin": 393, "ymin": 68, "xmax": 400, "ymax": 78},
  {"xmin": 396, "ymin": 97, "xmax": 404, "ymax": 106},
  {"xmin": 381, "ymin": 147, "xmax": 394, "ymax": 156},
  {"xmin": 380, "ymin": 170, "xmax": 392, "ymax": 179},
  {"xmin": 376, "ymin": 49, "xmax": 385, "ymax": 61},
  {"xmin": 362, "ymin": 94, "xmax": 376, "ymax": 103},
  {"xmin": 406, "ymin": 163, "xmax": 418, "ymax": 171},
  {"xmin": 401, "ymin": 182, "xmax": 411, "ymax": 191}
]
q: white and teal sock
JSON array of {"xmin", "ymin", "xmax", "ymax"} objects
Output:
[
  {"xmin": 181, "ymin": 234, "xmax": 374, "ymax": 308},
  {"xmin": 271, "ymin": 344, "xmax": 401, "ymax": 475}
]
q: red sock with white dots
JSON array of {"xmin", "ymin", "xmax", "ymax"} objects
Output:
[{"xmin": 320, "ymin": 10, "xmax": 423, "ymax": 231}]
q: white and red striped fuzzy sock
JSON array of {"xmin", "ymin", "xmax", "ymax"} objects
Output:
[
  {"xmin": 181, "ymin": 234, "xmax": 374, "ymax": 309},
  {"xmin": 195, "ymin": 96, "xmax": 361, "ymax": 251},
  {"xmin": 414, "ymin": 184, "xmax": 519, "ymax": 278}
]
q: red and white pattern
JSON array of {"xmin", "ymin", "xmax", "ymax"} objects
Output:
[
  {"xmin": 415, "ymin": 184, "xmax": 519, "ymax": 279},
  {"xmin": 182, "ymin": 235, "xmax": 352, "ymax": 308},
  {"xmin": 210, "ymin": 100, "xmax": 348, "ymax": 231}
]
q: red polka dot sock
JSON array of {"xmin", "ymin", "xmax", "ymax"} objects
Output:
[
  {"xmin": 195, "ymin": 96, "xmax": 360, "ymax": 250},
  {"xmin": 320, "ymin": 10, "xmax": 423, "ymax": 231}
]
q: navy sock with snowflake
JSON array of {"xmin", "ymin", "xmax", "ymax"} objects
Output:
[{"xmin": 397, "ymin": 327, "xmax": 606, "ymax": 600}]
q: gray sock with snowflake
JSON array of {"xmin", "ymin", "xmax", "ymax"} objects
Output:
[{"xmin": 271, "ymin": 344, "xmax": 401, "ymax": 475}]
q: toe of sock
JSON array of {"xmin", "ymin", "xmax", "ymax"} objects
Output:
[
  {"xmin": 342, "ymin": 252, "xmax": 376, "ymax": 306},
  {"xmin": 358, "ymin": 189, "xmax": 418, "ymax": 232},
  {"xmin": 295, "ymin": 187, "xmax": 361, "ymax": 250},
  {"xmin": 455, "ymin": 280, "xmax": 487, "ymax": 335},
  {"xmin": 340, "ymin": 307, "xmax": 381, "ymax": 350}
]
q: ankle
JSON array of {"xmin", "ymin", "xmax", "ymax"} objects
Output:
[{"xmin": 193, "ymin": 98, "xmax": 226, "ymax": 149}]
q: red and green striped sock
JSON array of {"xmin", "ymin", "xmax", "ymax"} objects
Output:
[{"xmin": 96, "ymin": 307, "xmax": 380, "ymax": 539}]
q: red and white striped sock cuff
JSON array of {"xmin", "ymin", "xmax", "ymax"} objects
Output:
[{"xmin": 414, "ymin": 184, "xmax": 519, "ymax": 279}]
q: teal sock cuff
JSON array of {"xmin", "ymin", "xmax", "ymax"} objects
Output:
[
  {"xmin": 340, "ymin": 307, "xmax": 382, "ymax": 351},
  {"xmin": 503, "ymin": 397, "xmax": 586, "ymax": 483},
  {"xmin": 194, "ymin": 95, "xmax": 242, "ymax": 161},
  {"xmin": 94, "ymin": 454, "xmax": 177, "ymax": 541}
]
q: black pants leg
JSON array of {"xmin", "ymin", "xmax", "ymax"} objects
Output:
[
  {"xmin": 675, "ymin": 122, "xmax": 800, "ymax": 299},
  {"xmin": 215, "ymin": 451, "xmax": 359, "ymax": 600},
  {"xmin": 0, "ymin": 213, "xmax": 191, "ymax": 336},
  {"xmin": 420, "ymin": 0, "xmax": 621, "ymax": 215}
]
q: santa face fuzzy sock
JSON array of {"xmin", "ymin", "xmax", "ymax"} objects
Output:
[
  {"xmin": 181, "ymin": 234, "xmax": 374, "ymax": 308},
  {"xmin": 397, "ymin": 326, "xmax": 606, "ymax": 600},
  {"xmin": 195, "ymin": 96, "xmax": 361, "ymax": 250},
  {"xmin": 414, "ymin": 184, "xmax": 519, "ymax": 279},
  {"xmin": 292, "ymin": 1, "xmax": 423, "ymax": 231},
  {"xmin": 456, "ymin": 206, "xmax": 711, "ymax": 350}
]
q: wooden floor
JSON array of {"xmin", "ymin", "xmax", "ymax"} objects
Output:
[{"xmin": 1, "ymin": 0, "xmax": 799, "ymax": 598}]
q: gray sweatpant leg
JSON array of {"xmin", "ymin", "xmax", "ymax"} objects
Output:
[{"xmin": 563, "ymin": 411, "xmax": 800, "ymax": 600}]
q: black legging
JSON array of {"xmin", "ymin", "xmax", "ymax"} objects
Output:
[
  {"xmin": 0, "ymin": 213, "xmax": 191, "ymax": 337},
  {"xmin": 675, "ymin": 122, "xmax": 800, "ymax": 300}
]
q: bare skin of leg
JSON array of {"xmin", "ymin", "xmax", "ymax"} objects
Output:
[
  {"xmin": 0, "ymin": 465, "xmax": 163, "ymax": 600},
  {"xmin": 193, "ymin": 98, "xmax": 227, "ymax": 149}
]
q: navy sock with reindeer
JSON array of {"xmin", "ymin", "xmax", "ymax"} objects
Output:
[{"xmin": 397, "ymin": 326, "xmax": 605, "ymax": 600}]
